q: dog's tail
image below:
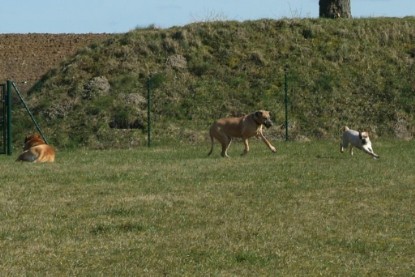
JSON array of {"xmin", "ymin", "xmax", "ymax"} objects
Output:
[
  {"xmin": 207, "ymin": 129, "xmax": 214, "ymax": 156},
  {"xmin": 339, "ymin": 126, "xmax": 349, "ymax": 138}
]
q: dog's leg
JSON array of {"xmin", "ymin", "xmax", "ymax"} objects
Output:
[
  {"xmin": 224, "ymin": 138, "xmax": 232, "ymax": 157},
  {"xmin": 242, "ymin": 139, "xmax": 249, "ymax": 155},
  {"xmin": 340, "ymin": 135, "xmax": 349, "ymax": 153},
  {"xmin": 258, "ymin": 131, "xmax": 276, "ymax": 153},
  {"xmin": 340, "ymin": 142, "xmax": 349, "ymax": 153},
  {"xmin": 362, "ymin": 146, "xmax": 380, "ymax": 159},
  {"xmin": 16, "ymin": 150, "xmax": 37, "ymax": 162},
  {"xmin": 221, "ymin": 137, "xmax": 232, "ymax": 158},
  {"xmin": 349, "ymin": 146, "xmax": 354, "ymax": 156}
]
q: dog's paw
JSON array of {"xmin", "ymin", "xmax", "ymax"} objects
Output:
[{"xmin": 270, "ymin": 146, "xmax": 277, "ymax": 153}]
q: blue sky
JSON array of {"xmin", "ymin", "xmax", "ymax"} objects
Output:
[{"xmin": 1, "ymin": 0, "xmax": 414, "ymax": 33}]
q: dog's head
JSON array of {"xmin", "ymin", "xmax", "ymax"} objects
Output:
[
  {"xmin": 254, "ymin": 110, "xmax": 273, "ymax": 128},
  {"xmin": 358, "ymin": 131, "xmax": 370, "ymax": 145},
  {"xmin": 23, "ymin": 133, "xmax": 46, "ymax": 150}
]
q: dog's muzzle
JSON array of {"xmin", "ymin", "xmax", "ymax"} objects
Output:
[{"xmin": 264, "ymin": 120, "xmax": 273, "ymax": 128}]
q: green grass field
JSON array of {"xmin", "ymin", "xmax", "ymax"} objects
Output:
[{"xmin": 0, "ymin": 139, "xmax": 414, "ymax": 276}]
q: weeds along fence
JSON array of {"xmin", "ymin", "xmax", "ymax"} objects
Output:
[
  {"xmin": 143, "ymin": 70, "xmax": 322, "ymax": 145},
  {"xmin": 145, "ymin": 62, "xmax": 414, "ymax": 144},
  {"xmin": 145, "ymin": 71, "xmax": 291, "ymax": 145},
  {"xmin": 10, "ymin": 63, "xmax": 414, "ymax": 150},
  {"xmin": 10, "ymin": 67, "xmax": 413, "ymax": 151}
]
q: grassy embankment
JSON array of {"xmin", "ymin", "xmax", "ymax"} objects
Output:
[{"xmin": 12, "ymin": 17, "xmax": 415, "ymax": 148}]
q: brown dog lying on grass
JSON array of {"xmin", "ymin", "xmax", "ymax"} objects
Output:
[
  {"xmin": 16, "ymin": 134, "xmax": 56, "ymax": 163},
  {"xmin": 208, "ymin": 110, "xmax": 277, "ymax": 157}
]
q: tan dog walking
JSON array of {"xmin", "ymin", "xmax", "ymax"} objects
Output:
[
  {"xmin": 208, "ymin": 110, "xmax": 277, "ymax": 157},
  {"xmin": 16, "ymin": 133, "xmax": 56, "ymax": 163}
]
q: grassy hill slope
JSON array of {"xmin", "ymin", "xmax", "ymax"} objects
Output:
[{"xmin": 13, "ymin": 18, "xmax": 415, "ymax": 149}]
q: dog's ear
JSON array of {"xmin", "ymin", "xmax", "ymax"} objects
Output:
[
  {"xmin": 255, "ymin": 111, "xmax": 262, "ymax": 118},
  {"xmin": 24, "ymin": 134, "xmax": 32, "ymax": 143}
]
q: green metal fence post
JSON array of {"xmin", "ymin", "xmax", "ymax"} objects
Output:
[
  {"xmin": 1, "ymin": 84, "xmax": 6, "ymax": 154},
  {"xmin": 147, "ymin": 76, "xmax": 152, "ymax": 147},
  {"xmin": 6, "ymin": 80, "xmax": 12, "ymax": 155},
  {"xmin": 284, "ymin": 66, "xmax": 289, "ymax": 141}
]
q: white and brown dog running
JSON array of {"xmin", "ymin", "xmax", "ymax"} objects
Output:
[
  {"xmin": 340, "ymin": 126, "xmax": 379, "ymax": 159},
  {"xmin": 16, "ymin": 133, "xmax": 56, "ymax": 163},
  {"xmin": 208, "ymin": 110, "xmax": 277, "ymax": 157}
]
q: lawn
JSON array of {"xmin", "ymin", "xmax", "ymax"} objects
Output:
[{"xmin": 0, "ymin": 139, "xmax": 414, "ymax": 276}]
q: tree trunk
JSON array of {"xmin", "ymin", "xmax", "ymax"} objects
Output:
[{"xmin": 319, "ymin": 0, "xmax": 351, "ymax": 18}]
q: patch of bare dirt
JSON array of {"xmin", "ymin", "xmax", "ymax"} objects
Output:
[{"xmin": 0, "ymin": 33, "xmax": 111, "ymax": 93}]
